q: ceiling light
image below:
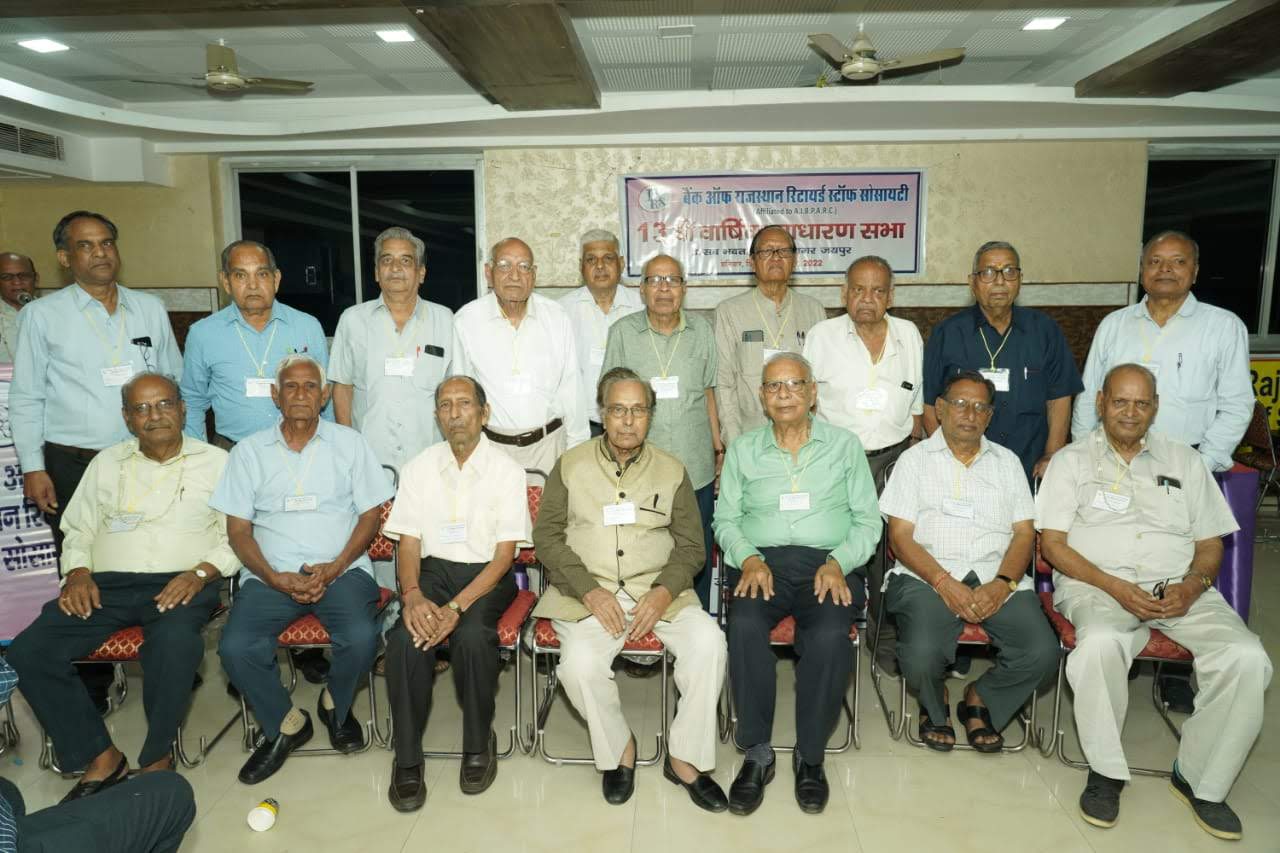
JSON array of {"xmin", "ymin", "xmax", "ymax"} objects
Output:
[
  {"xmin": 1023, "ymin": 17, "xmax": 1068, "ymax": 31},
  {"xmin": 657, "ymin": 24, "xmax": 695, "ymax": 40},
  {"xmin": 376, "ymin": 30, "xmax": 415, "ymax": 43},
  {"xmin": 18, "ymin": 39, "xmax": 70, "ymax": 54}
]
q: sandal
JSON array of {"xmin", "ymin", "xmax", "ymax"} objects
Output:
[
  {"xmin": 956, "ymin": 699, "xmax": 1004, "ymax": 753},
  {"xmin": 917, "ymin": 704, "xmax": 955, "ymax": 752}
]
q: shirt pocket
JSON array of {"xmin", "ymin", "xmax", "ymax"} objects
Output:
[
  {"xmin": 1135, "ymin": 481, "xmax": 1192, "ymax": 536},
  {"xmin": 1014, "ymin": 365, "xmax": 1048, "ymax": 415},
  {"xmin": 635, "ymin": 489, "xmax": 674, "ymax": 531},
  {"xmin": 412, "ymin": 348, "xmax": 448, "ymax": 391}
]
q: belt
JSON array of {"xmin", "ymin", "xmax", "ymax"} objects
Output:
[
  {"xmin": 483, "ymin": 418, "xmax": 563, "ymax": 448},
  {"xmin": 866, "ymin": 437, "xmax": 909, "ymax": 458},
  {"xmin": 45, "ymin": 442, "xmax": 101, "ymax": 462}
]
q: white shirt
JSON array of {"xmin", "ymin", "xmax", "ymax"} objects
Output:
[
  {"xmin": 382, "ymin": 434, "xmax": 529, "ymax": 564},
  {"xmin": 558, "ymin": 285, "xmax": 643, "ymax": 423},
  {"xmin": 0, "ymin": 301, "xmax": 20, "ymax": 363},
  {"xmin": 1072, "ymin": 293, "xmax": 1253, "ymax": 473},
  {"xmin": 879, "ymin": 431, "xmax": 1035, "ymax": 588},
  {"xmin": 804, "ymin": 314, "xmax": 923, "ymax": 451},
  {"xmin": 451, "ymin": 292, "xmax": 589, "ymax": 448}
]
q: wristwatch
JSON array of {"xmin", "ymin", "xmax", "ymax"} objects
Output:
[
  {"xmin": 446, "ymin": 600, "xmax": 462, "ymax": 614},
  {"xmin": 996, "ymin": 574, "xmax": 1018, "ymax": 593},
  {"xmin": 193, "ymin": 568, "xmax": 210, "ymax": 580},
  {"xmin": 1184, "ymin": 571, "xmax": 1213, "ymax": 592}
]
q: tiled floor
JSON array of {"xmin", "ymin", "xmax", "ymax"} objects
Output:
[{"xmin": 4, "ymin": 533, "xmax": 1278, "ymax": 853}]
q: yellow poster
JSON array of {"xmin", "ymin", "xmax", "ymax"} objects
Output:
[{"xmin": 1250, "ymin": 355, "xmax": 1280, "ymax": 431}]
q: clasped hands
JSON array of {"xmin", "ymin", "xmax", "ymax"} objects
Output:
[
  {"xmin": 402, "ymin": 589, "xmax": 460, "ymax": 650},
  {"xmin": 270, "ymin": 562, "xmax": 343, "ymax": 605},
  {"xmin": 582, "ymin": 585, "xmax": 674, "ymax": 641},
  {"xmin": 935, "ymin": 575, "xmax": 1010, "ymax": 623}
]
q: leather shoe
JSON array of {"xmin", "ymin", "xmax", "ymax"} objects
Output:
[
  {"xmin": 317, "ymin": 696, "xmax": 365, "ymax": 753},
  {"xmin": 460, "ymin": 730, "xmax": 498, "ymax": 795},
  {"xmin": 238, "ymin": 711, "xmax": 314, "ymax": 785},
  {"xmin": 59, "ymin": 754, "xmax": 129, "ymax": 804},
  {"xmin": 602, "ymin": 764, "xmax": 636, "ymax": 805},
  {"xmin": 664, "ymin": 758, "xmax": 728, "ymax": 813},
  {"xmin": 793, "ymin": 750, "xmax": 829, "ymax": 814},
  {"xmin": 728, "ymin": 759, "xmax": 775, "ymax": 816},
  {"xmin": 388, "ymin": 760, "xmax": 426, "ymax": 812}
]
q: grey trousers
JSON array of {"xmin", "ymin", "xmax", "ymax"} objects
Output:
[{"xmin": 886, "ymin": 572, "xmax": 1059, "ymax": 730}]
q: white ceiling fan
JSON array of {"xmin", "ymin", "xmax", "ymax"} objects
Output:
[
  {"xmin": 808, "ymin": 24, "xmax": 965, "ymax": 85},
  {"xmin": 129, "ymin": 41, "xmax": 314, "ymax": 95}
]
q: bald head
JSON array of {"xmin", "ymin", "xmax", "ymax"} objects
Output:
[
  {"xmin": 0, "ymin": 252, "xmax": 37, "ymax": 309},
  {"xmin": 1101, "ymin": 363, "xmax": 1157, "ymax": 398}
]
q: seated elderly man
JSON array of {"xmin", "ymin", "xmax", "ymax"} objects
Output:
[
  {"xmin": 713, "ymin": 353, "xmax": 879, "ymax": 816},
  {"xmin": 880, "ymin": 370, "xmax": 1058, "ymax": 753},
  {"xmin": 213, "ymin": 354, "xmax": 394, "ymax": 785},
  {"xmin": 382, "ymin": 375, "xmax": 526, "ymax": 809},
  {"xmin": 8, "ymin": 372, "xmax": 235, "ymax": 803},
  {"xmin": 532, "ymin": 367, "xmax": 727, "ymax": 811},
  {"xmin": 1038, "ymin": 363, "xmax": 1272, "ymax": 839}
]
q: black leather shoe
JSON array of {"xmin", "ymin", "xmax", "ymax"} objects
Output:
[
  {"xmin": 238, "ymin": 711, "xmax": 314, "ymax": 785},
  {"xmin": 317, "ymin": 696, "xmax": 365, "ymax": 753},
  {"xmin": 388, "ymin": 760, "xmax": 426, "ymax": 812},
  {"xmin": 793, "ymin": 751, "xmax": 829, "ymax": 814},
  {"xmin": 728, "ymin": 759, "xmax": 775, "ymax": 816},
  {"xmin": 293, "ymin": 648, "xmax": 330, "ymax": 684},
  {"xmin": 460, "ymin": 730, "xmax": 498, "ymax": 795},
  {"xmin": 59, "ymin": 754, "xmax": 129, "ymax": 804},
  {"xmin": 663, "ymin": 758, "xmax": 728, "ymax": 813},
  {"xmin": 602, "ymin": 764, "xmax": 636, "ymax": 805}
]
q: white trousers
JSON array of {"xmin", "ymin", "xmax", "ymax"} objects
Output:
[
  {"xmin": 1056, "ymin": 581, "xmax": 1272, "ymax": 800},
  {"xmin": 553, "ymin": 596, "xmax": 727, "ymax": 772}
]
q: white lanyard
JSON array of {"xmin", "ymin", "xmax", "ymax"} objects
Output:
[
  {"xmin": 273, "ymin": 440, "xmax": 320, "ymax": 496},
  {"xmin": 234, "ymin": 320, "xmax": 279, "ymax": 378}
]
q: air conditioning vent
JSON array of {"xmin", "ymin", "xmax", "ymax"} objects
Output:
[{"xmin": 0, "ymin": 123, "xmax": 64, "ymax": 161}]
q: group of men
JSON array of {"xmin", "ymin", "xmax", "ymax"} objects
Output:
[{"xmin": 0, "ymin": 208, "xmax": 1270, "ymax": 851}]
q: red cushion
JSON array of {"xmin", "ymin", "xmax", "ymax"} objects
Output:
[
  {"xmin": 83, "ymin": 626, "xmax": 145, "ymax": 662},
  {"xmin": 768, "ymin": 615, "xmax": 859, "ymax": 644},
  {"xmin": 516, "ymin": 547, "xmax": 538, "ymax": 566},
  {"xmin": 277, "ymin": 587, "xmax": 395, "ymax": 646},
  {"xmin": 1037, "ymin": 591, "xmax": 1192, "ymax": 661},
  {"xmin": 533, "ymin": 617, "xmax": 664, "ymax": 653},
  {"xmin": 527, "ymin": 485, "xmax": 543, "ymax": 524},
  {"xmin": 958, "ymin": 622, "xmax": 990, "ymax": 644},
  {"xmin": 367, "ymin": 500, "xmax": 396, "ymax": 561},
  {"xmin": 496, "ymin": 590, "xmax": 536, "ymax": 647}
]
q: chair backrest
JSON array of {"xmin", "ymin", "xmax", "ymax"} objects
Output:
[
  {"xmin": 526, "ymin": 485, "xmax": 543, "ymax": 525},
  {"xmin": 1238, "ymin": 401, "xmax": 1275, "ymax": 460},
  {"xmin": 367, "ymin": 498, "xmax": 396, "ymax": 561}
]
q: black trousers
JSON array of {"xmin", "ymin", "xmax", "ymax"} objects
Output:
[
  {"xmin": 385, "ymin": 557, "xmax": 517, "ymax": 765},
  {"xmin": 1, "ymin": 771, "xmax": 195, "ymax": 853},
  {"xmin": 728, "ymin": 545, "xmax": 864, "ymax": 765},
  {"xmin": 7, "ymin": 572, "xmax": 220, "ymax": 769},
  {"xmin": 41, "ymin": 442, "xmax": 97, "ymax": 559}
]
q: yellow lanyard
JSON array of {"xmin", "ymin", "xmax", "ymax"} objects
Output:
[
  {"xmin": 780, "ymin": 443, "xmax": 813, "ymax": 493},
  {"xmin": 858, "ymin": 326, "xmax": 889, "ymax": 387},
  {"xmin": 387, "ymin": 306, "xmax": 420, "ymax": 358},
  {"xmin": 118, "ymin": 455, "xmax": 185, "ymax": 518},
  {"xmin": 752, "ymin": 289, "xmax": 794, "ymax": 350},
  {"xmin": 1136, "ymin": 315, "xmax": 1170, "ymax": 363},
  {"xmin": 83, "ymin": 302, "xmax": 128, "ymax": 366},
  {"xmin": 274, "ymin": 440, "xmax": 320, "ymax": 496},
  {"xmin": 647, "ymin": 325, "xmax": 684, "ymax": 379},
  {"xmin": 234, "ymin": 320, "xmax": 279, "ymax": 378},
  {"xmin": 977, "ymin": 326, "xmax": 1011, "ymax": 371}
]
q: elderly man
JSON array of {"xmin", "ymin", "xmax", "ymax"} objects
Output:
[
  {"xmin": 560, "ymin": 229, "xmax": 643, "ymax": 438},
  {"xmin": 879, "ymin": 370, "xmax": 1057, "ymax": 752},
  {"xmin": 331, "ymin": 227, "xmax": 453, "ymax": 471},
  {"xmin": 533, "ymin": 367, "xmax": 727, "ymax": 811},
  {"xmin": 452, "ymin": 237, "xmax": 587, "ymax": 475},
  {"xmin": 1039, "ymin": 363, "xmax": 1271, "ymax": 840},
  {"xmin": 182, "ymin": 240, "xmax": 330, "ymax": 449},
  {"xmin": 924, "ymin": 241, "xmax": 1082, "ymax": 483},
  {"xmin": 714, "ymin": 353, "xmax": 879, "ymax": 816},
  {"xmin": 601, "ymin": 254, "xmax": 720, "ymax": 609},
  {"xmin": 714, "ymin": 225, "xmax": 828, "ymax": 447},
  {"xmin": 213, "ymin": 354, "xmax": 394, "ymax": 785},
  {"xmin": 7, "ymin": 372, "xmax": 235, "ymax": 802},
  {"xmin": 0, "ymin": 251, "xmax": 37, "ymax": 362},
  {"xmin": 381, "ymin": 375, "xmax": 525, "ymax": 809}
]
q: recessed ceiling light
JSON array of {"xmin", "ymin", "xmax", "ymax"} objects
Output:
[
  {"xmin": 376, "ymin": 30, "xmax": 415, "ymax": 43},
  {"xmin": 1023, "ymin": 17, "xmax": 1068, "ymax": 31},
  {"xmin": 18, "ymin": 38, "xmax": 70, "ymax": 54},
  {"xmin": 657, "ymin": 24, "xmax": 695, "ymax": 40}
]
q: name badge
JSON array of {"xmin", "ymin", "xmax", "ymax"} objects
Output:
[
  {"xmin": 763, "ymin": 347, "xmax": 782, "ymax": 364},
  {"xmin": 779, "ymin": 492, "xmax": 810, "ymax": 511},
  {"xmin": 107, "ymin": 512, "xmax": 143, "ymax": 533},
  {"xmin": 245, "ymin": 377, "xmax": 273, "ymax": 398},
  {"xmin": 284, "ymin": 494, "xmax": 318, "ymax": 512},
  {"xmin": 942, "ymin": 498, "xmax": 975, "ymax": 519},
  {"xmin": 855, "ymin": 387, "xmax": 888, "ymax": 411},
  {"xmin": 505, "ymin": 375, "xmax": 533, "ymax": 396},
  {"xmin": 101, "ymin": 364, "xmax": 134, "ymax": 387},
  {"xmin": 589, "ymin": 346, "xmax": 606, "ymax": 365},
  {"xmin": 1090, "ymin": 489, "xmax": 1131, "ymax": 513},
  {"xmin": 603, "ymin": 501, "xmax": 636, "ymax": 526},
  {"xmin": 384, "ymin": 357, "xmax": 414, "ymax": 377},
  {"xmin": 650, "ymin": 376, "xmax": 680, "ymax": 400},
  {"xmin": 439, "ymin": 521, "xmax": 468, "ymax": 544},
  {"xmin": 979, "ymin": 368, "xmax": 1010, "ymax": 392}
]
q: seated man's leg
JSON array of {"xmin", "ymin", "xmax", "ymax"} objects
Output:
[
  {"xmin": 970, "ymin": 588, "xmax": 1061, "ymax": 732},
  {"xmin": 653, "ymin": 605, "xmax": 727, "ymax": 772},
  {"xmin": 313, "ymin": 568, "xmax": 380, "ymax": 728},
  {"xmin": 448, "ymin": 571, "xmax": 518, "ymax": 754},
  {"xmin": 18, "ymin": 770, "xmax": 196, "ymax": 853},
  {"xmin": 791, "ymin": 565, "xmax": 861, "ymax": 764},
  {"xmin": 219, "ymin": 579, "xmax": 306, "ymax": 740},
  {"xmin": 885, "ymin": 573, "xmax": 962, "ymax": 736},
  {"xmin": 551, "ymin": 615, "xmax": 629, "ymax": 770},
  {"xmin": 726, "ymin": 571, "xmax": 790, "ymax": 758}
]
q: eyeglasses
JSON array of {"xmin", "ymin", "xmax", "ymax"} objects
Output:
[
  {"xmin": 752, "ymin": 247, "xmax": 795, "ymax": 260},
  {"xmin": 848, "ymin": 285, "xmax": 890, "ymax": 300},
  {"xmin": 583, "ymin": 253, "xmax": 619, "ymax": 267},
  {"xmin": 642, "ymin": 274, "xmax": 685, "ymax": 288},
  {"xmin": 0, "ymin": 272, "xmax": 35, "ymax": 283},
  {"xmin": 974, "ymin": 265, "xmax": 1022, "ymax": 283},
  {"xmin": 1107, "ymin": 397, "xmax": 1154, "ymax": 412},
  {"xmin": 435, "ymin": 399, "xmax": 476, "ymax": 413},
  {"xmin": 941, "ymin": 397, "xmax": 994, "ymax": 415},
  {"xmin": 126, "ymin": 398, "xmax": 179, "ymax": 417},
  {"xmin": 378, "ymin": 255, "xmax": 419, "ymax": 269},
  {"xmin": 604, "ymin": 404, "xmax": 652, "ymax": 419},
  {"xmin": 492, "ymin": 259, "xmax": 535, "ymax": 275},
  {"xmin": 1152, "ymin": 577, "xmax": 1178, "ymax": 599},
  {"xmin": 762, "ymin": 378, "xmax": 811, "ymax": 395}
]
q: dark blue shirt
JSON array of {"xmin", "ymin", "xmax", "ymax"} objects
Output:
[{"xmin": 923, "ymin": 304, "xmax": 1082, "ymax": 481}]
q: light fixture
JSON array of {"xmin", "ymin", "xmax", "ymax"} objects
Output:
[
  {"xmin": 1022, "ymin": 17, "xmax": 1068, "ymax": 31},
  {"xmin": 18, "ymin": 38, "xmax": 70, "ymax": 54},
  {"xmin": 376, "ymin": 30, "xmax": 415, "ymax": 43}
]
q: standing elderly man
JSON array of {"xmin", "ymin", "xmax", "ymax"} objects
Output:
[
  {"xmin": 714, "ymin": 353, "xmax": 880, "ymax": 816},
  {"xmin": 560, "ymin": 229, "xmax": 643, "ymax": 438},
  {"xmin": 1038, "ymin": 363, "xmax": 1271, "ymax": 840},
  {"xmin": 452, "ymin": 237, "xmax": 587, "ymax": 475},
  {"xmin": 0, "ymin": 251, "xmax": 37, "ymax": 362},
  {"xmin": 533, "ymin": 367, "xmax": 728, "ymax": 811},
  {"xmin": 601, "ymin": 254, "xmax": 720, "ymax": 609},
  {"xmin": 381, "ymin": 375, "xmax": 526, "ymax": 809},
  {"xmin": 715, "ymin": 225, "xmax": 828, "ymax": 447},
  {"xmin": 8, "ymin": 372, "xmax": 235, "ymax": 802},
  {"xmin": 213, "ymin": 354, "xmax": 394, "ymax": 785},
  {"xmin": 879, "ymin": 371, "xmax": 1057, "ymax": 752},
  {"xmin": 924, "ymin": 241, "xmax": 1082, "ymax": 483},
  {"xmin": 182, "ymin": 240, "xmax": 330, "ymax": 449}
]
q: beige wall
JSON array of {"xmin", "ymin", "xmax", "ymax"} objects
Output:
[
  {"xmin": 483, "ymin": 140, "xmax": 1148, "ymax": 288},
  {"xmin": 0, "ymin": 154, "xmax": 220, "ymax": 289}
]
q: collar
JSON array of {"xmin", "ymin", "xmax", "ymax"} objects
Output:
[
  {"xmin": 374, "ymin": 295, "xmax": 424, "ymax": 318},
  {"xmin": 436, "ymin": 433, "xmax": 491, "ymax": 475},
  {"xmin": 267, "ymin": 418, "xmax": 331, "ymax": 448},
  {"xmin": 597, "ymin": 435, "xmax": 648, "ymax": 472},
  {"xmin": 1137, "ymin": 292, "xmax": 1198, "ymax": 320},
  {"xmin": 485, "ymin": 290, "xmax": 537, "ymax": 322},
  {"xmin": 752, "ymin": 285, "xmax": 792, "ymax": 313},
  {"xmin": 764, "ymin": 415, "xmax": 824, "ymax": 451},
  {"xmin": 70, "ymin": 282, "xmax": 125, "ymax": 312},
  {"xmin": 1091, "ymin": 426, "xmax": 1163, "ymax": 465},
  {"xmin": 967, "ymin": 302, "xmax": 1019, "ymax": 335},
  {"xmin": 117, "ymin": 435, "xmax": 209, "ymax": 464},
  {"xmin": 644, "ymin": 310, "xmax": 687, "ymax": 335},
  {"xmin": 922, "ymin": 428, "xmax": 990, "ymax": 461},
  {"xmin": 845, "ymin": 315, "xmax": 897, "ymax": 356},
  {"xmin": 227, "ymin": 300, "xmax": 281, "ymax": 329}
]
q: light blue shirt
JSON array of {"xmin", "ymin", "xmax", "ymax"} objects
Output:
[
  {"xmin": 11, "ymin": 284, "xmax": 182, "ymax": 471},
  {"xmin": 209, "ymin": 419, "xmax": 394, "ymax": 584},
  {"xmin": 180, "ymin": 301, "xmax": 331, "ymax": 442}
]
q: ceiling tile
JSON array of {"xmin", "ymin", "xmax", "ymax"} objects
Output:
[
  {"xmin": 716, "ymin": 32, "xmax": 810, "ymax": 64},
  {"xmin": 600, "ymin": 65, "xmax": 691, "ymax": 91},
  {"xmin": 592, "ymin": 35, "xmax": 692, "ymax": 64},
  {"xmin": 577, "ymin": 0, "xmax": 695, "ymax": 31},
  {"xmin": 347, "ymin": 41, "xmax": 448, "ymax": 71},
  {"xmin": 711, "ymin": 64, "xmax": 805, "ymax": 90},
  {"xmin": 195, "ymin": 27, "xmax": 310, "ymax": 44},
  {"xmin": 232, "ymin": 44, "xmax": 354, "ymax": 73},
  {"xmin": 320, "ymin": 23, "xmax": 408, "ymax": 40},
  {"xmin": 861, "ymin": 29, "xmax": 954, "ymax": 58},
  {"xmin": 964, "ymin": 27, "xmax": 1073, "ymax": 57},
  {"xmin": 68, "ymin": 30, "xmax": 196, "ymax": 44},
  {"xmin": 991, "ymin": 8, "xmax": 1109, "ymax": 24},
  {"xmin": 106, "ymin": 46, "xmax": 204, "ymax": 75},
  {"xmin": 389, "ymin": 71, "xmax": 475, "ymax": 95},
  {"xmin": 860, "ymin": 2, "xmax": 971, "ymax": 25}
]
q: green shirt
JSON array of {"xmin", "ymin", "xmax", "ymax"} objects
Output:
[
  {"xmin": 602, "ymin": 310, "xmax": 717, "ymax": 489},
  {"xmin": 713, "ymin": 417, "xmax": 880, "ymax": 574}
]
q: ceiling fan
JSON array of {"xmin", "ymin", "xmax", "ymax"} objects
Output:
[
  {"xmin": 808, "ymin": 24, "xmax": 964, "ymax": 85},
  {"xmin": 129, "ymin": 41, "xmax": 313, "ymax": 95}
]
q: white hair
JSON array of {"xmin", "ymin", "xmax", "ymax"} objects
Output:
[
  {"xmin": 580, "ymin": 229, "xmax": 619, "ymax": 252},
  {"xmin": 274, "ymin": 353, "xmax": 327, "ymax": 387}
]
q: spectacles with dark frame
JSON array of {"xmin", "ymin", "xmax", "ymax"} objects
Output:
[
  {"xmin": 642, "ymin": 274, "xmax": 685, "ymax": 288},
  {"xmin": 762, "ymin": 378, "xmax": 811, "ymax": 395},
  {"xmin": 492, "ymin": 259, "xmax": 535, "ymax": 275},
  {"xmin": 604, "ymin": 404, "xmax": 652, "ymax": 419},
  {"xmin": 752, "ymin": 247, "xmax": 796, "ymax": 260},
  {"xmin": 940, "ymin": 397, "xmax": 995, "ymax": 415},
  {"xmin": 974, "ymin": 265, "xmax": 1022, "ymax": 283},
  {"xmin": 126, "ymin": 398, "xmax": 180, "ymax": 417}
]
